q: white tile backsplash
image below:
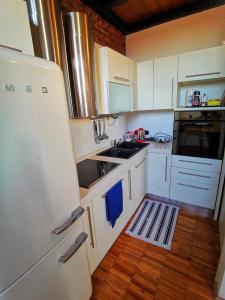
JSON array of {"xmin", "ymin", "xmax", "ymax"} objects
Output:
[
  {"xmin": 127, "ymin": 111, "xmax": 174, "ymax": 137},
  {"xmin": 70, "ymin": 115, "xmax": 128, "ymax": 160}
]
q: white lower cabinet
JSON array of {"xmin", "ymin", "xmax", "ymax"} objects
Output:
[
  {"xmin": 170, "ymin": 155, "xmax": 222, "ymax": 209},
  {"xmin": 83, "ymin": 200, "xmax": 99, "ymax": 274},
  {"xmin": 91, "ymin": 173, "xmax": 129, "ymax": 262},
  {"xmin": 147, "ymin": 153, "xmax": 171, "ymax": 198},
  {"xmin": 129, "ymin": 156, "xmax": 147, "ymax": 214}
]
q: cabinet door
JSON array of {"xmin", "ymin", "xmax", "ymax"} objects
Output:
[
  {"xmin": 148, "ymin": 153, "xmax": 171, "ymax": 198},
  {"xmin": 137, "ymin": 60, "xmax": 154, "ymax": 110},
  {"xmin": 108, "ymin": 82, "xmax": 132, "ymax": 113},
  {"xmin": 154, "ymin": 56, "xmax": 178, "ymax": 109},
  {"xmin": 91, "ymin": 175, "xmax": 129, "ymax": 261},
  {"xmin": 106, "ymin": 47, "xmax": 130, "ymax": 83},
  {"xmin": 0, "ymin": 0, "xmax": 34, "ymax": 55},
  {"xmin": 178, "ymin": 46, "xmax": 225, "ymax": 82},
  {"xmin": 130, "ymin": 157, "xmax": 147, "ymax": 213}
]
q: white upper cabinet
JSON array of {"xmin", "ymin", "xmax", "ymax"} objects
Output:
[
  {"xmin": 154, "ymin": 55, "xmax": 178, "ymax": 109},
  {"xmin": 96, "ymin": 46, "xmax": 133, "ymax": 114},
  {"xmin": 0, "ymin": 0, "xmax": 34, "ymax": 55},
  {"xmin": 106, "ymin": 47, "xmax": 130, "ymax": 84},
  {"xmin": 137, "ymin": 60, "xmax": 154, "ymax": 110},
  {"xmin": 178, "ymin": 46, "xmax": 225, "ymax": 82}
]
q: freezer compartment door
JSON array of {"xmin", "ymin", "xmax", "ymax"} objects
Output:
[
  {"xmin": 0, "ymin": 48, "xmax": 81, "ymax": 292},
  {"xmin": 0, "ymin": 220, "xmax": 92, "ymax": 300}
]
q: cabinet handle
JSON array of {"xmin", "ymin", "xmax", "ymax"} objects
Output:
[
  {"xmin": 185, "ymin": 71, "xmax": 221, "ymax": 78},
  {"xmin": 171, "ymin": 78, "xmax": 174, "ymax": 107},
  {"xmin": 179, "ymin": 159, "xmax": 212, "ymax": 166},
  {"xmin": 165, "ymin": 156, "xmax": 168, "ymax": 182},
  {"xmin": 113, "ymin": 76, "xmax": 130, "ymax": 82},
  {"xmin": 87, "ymin": 206, "xmax": 95, "ymax": 249},
  {"xmin": 59, "ymin": 232, "xmax": 87, "ymax": 263},
  {"xmin": 128, "ymin": 170, "xmax": 132, "ymax": 200},
  {"xmin": 177, "ymin": 182, "xmax": 209, "ymax": 191},
  {"xmin": 102, "ymin": 178, "xmax": 124, "ymax": 198},
  {"xmin": 135, "ymin": 158, "xmax": 146, "ymax": 168},
  {"xmin": 53, "ymin": 207, "xmax": 84, "ymax": 235},
  {"xmin": 178, "ymin": 171, "xmax": 211, "ymax": 179}
]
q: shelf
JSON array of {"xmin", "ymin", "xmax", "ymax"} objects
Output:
[{"xmin": 175, "ymin": 107, "xmax": 225, "ymax": 111}]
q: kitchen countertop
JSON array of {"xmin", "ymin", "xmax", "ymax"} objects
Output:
[{"xmin": 78, "ymin": 143, "xmax": 150, "ymax": 203}]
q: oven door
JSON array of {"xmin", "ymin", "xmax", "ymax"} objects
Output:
[{"xmin": 172, "ymin": 111, "xmax": 225, "ymax": 159}]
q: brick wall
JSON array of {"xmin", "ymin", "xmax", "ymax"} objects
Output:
[{"xmin": 60, "ymin": 0, "xmax": 126, "ymax": 55}]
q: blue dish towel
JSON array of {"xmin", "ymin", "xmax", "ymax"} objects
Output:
[{"xmin": 105, "ymin": 180, "xmax": 123, "ymax": 228}]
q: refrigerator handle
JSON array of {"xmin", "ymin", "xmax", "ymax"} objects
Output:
[
  {"xmin": 59, "ymin": 232, "xmax": 88, "ymax": 263},
  {"xmin": 53, "ymin": 207, "xmax": 84, "ymax": 235}
]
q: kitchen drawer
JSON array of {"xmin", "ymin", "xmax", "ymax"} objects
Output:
[
  {"xmin": 170, "ymin": 178, "xmax": 218, "ymax": 209},
  {"xmin": 172, "ymin": 155, "xmax": 222, "ymax": 173},
  {"xmin": 171, "ymin": 166, "xmax": 219, "ymax": 185}
]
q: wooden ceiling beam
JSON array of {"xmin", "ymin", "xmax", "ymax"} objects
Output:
[
  {"xmin": 100, "ymin": 0, "xmax": 129, "ymax": 9},
  {"xmin": 82, "ymin": 0, "xmax": 128, "ymax": 34},
  {"xmin": 127, "ymin": 0, "xmax": 225, "ymax": 34}
]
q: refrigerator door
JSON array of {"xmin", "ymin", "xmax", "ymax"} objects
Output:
[
  {"xmin": 0, "ymin": 219, "xmax": 92, "ymax": 300},
  {"xmin": 0, "ymin": 48, "xmax": 81, "ymax": 292}
]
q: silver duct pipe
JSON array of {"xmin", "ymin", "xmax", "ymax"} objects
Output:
[
  {"xmin": 25, "ymin": 1, "xmax": 97, "ymax": 118},
  {"xmin": 64, "ymin": 12, "xmax": 96, "ymax": 118}
]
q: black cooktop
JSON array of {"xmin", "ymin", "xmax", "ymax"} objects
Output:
[{"xmin": 76, "ymin": 159, "xmax": 119, "ymax": 188}]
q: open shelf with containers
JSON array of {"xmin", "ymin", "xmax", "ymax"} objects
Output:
[{"xmin": 176, "ymin": 78, "xmax": 225, "ymax": 109}]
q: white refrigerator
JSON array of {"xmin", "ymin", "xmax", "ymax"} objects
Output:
[{"xmin": 0, "ymin": 47, "xmax": 92, "ymax": 299}]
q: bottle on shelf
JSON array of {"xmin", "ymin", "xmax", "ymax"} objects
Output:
[
  {"xmin": 192, "ymin": 90, "xmax": 201, "ymax": 107},
  {"xmin": 186, "ymin": 89, "xmax": 194, "ymax": 107}
]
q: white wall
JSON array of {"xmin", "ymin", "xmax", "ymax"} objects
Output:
[
  {"xmin": 126, "ymin": 5, "xmax": 225, "ymax": 61},
  {"xmin": 70, "ymin": 115, "xmax": 128, "ymax": 160},
  {"xmin": 127, "ymin": 111, "xmax": 174, "ymax": 137}
]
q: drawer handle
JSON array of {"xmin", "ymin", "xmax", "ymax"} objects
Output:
[
  {"xmin": 177, "ymin": 182, "xmax": 209, "ymax": 191},
  {"xmin": 185, "ymin": 71, "xmax": 221, "ymax": 78},
  {"xmin": 102, "ymin": 178, "xmax": 124, "ymax": 198},
  {"xmin": 135, "ymin": 158, "xmax": 146, "ymax": 168},
  {"xmin": 113, "ymin": 76, "xmax": 130, "ymax": 82},
  {"xmin": 87, "ymin": 206, "xmax": 95, "ymax": 249},
  {"xmin": 53, "ymin": 207, "xmax": 84, "ymax": 235},
  {"xmin": 178, "ymin": 171, "xmax": 211, "ymax": 179},
  {"xmin": 179, "ymin": 159, "xmax": 212, "ymax": 166},
  {"xmin": 59, "ymin": 232, "xmax": 87, "ymax": 263},
  {"xmin": 165, "ymin": 156, "xmax": 168, "ymax": 182}
]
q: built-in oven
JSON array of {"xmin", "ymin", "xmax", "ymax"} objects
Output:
[{"xmin": 172, "ymin": 110, "xmax": 225, "ymax": 159}]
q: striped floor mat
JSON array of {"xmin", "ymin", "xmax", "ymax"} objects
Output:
[{"xmin": 126, "ymin": 199, "xmax": 179, "ymax": 249}]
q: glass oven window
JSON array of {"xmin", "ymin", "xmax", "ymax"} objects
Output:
[{"xmin": 172, "ymin": 111, "xmax": 225, "ymax": 159}]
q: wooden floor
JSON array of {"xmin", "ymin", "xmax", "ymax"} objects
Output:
[{"xmin": 91, "ymin": 195, "xmax": 220, "ymax": 300}]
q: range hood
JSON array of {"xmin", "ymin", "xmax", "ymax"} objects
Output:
[
  {"xmin": 64, "ymin": 12, "xmax": 97, "ymax": 118},
  {"xmin": 26, "ymin": 0, "xmax": 97, "ymax": 118}
]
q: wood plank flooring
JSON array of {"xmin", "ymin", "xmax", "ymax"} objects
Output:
[{"xmin": 90, "ymin": 195, "xmax": 220, "ymax": 300}]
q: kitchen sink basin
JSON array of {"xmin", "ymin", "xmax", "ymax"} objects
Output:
[
  {"xmin": 116, "ymin": 141, "xmax": 148, "ymax": 150},
  {"xmin": 97, "ymin": 147, "xmax": 139, "ymax": 159},
  {"xmin": 97, "ymin": 142, "xmax": 149, "ymax": 159}
]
